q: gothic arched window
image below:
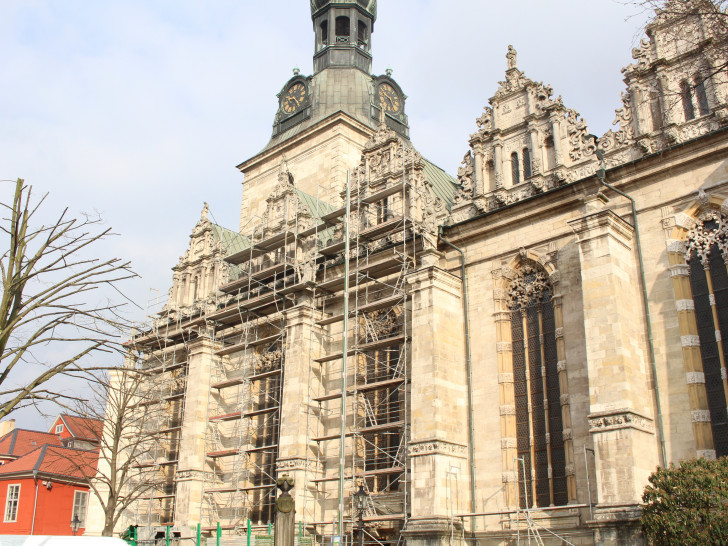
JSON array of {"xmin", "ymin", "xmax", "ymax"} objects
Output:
[
  {"xmin": 685, "ymin": 212, "xmax": 728, "ymax": 457},
  {"xmin": 695, "ymin": 76, "xmax": 710, "ymax": 117},
  {"xmin": 508, "ymin": 266, "xmax": 568, "ymax": 508},
  {"xmin": 511, "ymin": 152, "xmax": 520, "ymax": 185},
  {"xmin": 522, "ymin": 148, "xmax": 532, "ymax": 179},
  {"xmin": 681, "ymin": 80, "xmax": 696, "ymax": 121}
]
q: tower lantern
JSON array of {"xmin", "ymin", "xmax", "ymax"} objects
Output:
[{"xmin": 311, "ymin": 0, "xmax": 377, "ymax": 74}]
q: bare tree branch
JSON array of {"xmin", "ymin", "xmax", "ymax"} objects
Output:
[{"xmin": 0, "ymin": 178, "xmax": 138, "ymax": 418}]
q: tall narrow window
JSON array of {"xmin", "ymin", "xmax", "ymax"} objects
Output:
[
  {"xmin": 650, "ymin": 91, "xmax": 663, "ymax": 131},
  {"xmin": 72, "ymin": 490, "xmax": 88, "ymax": 528},
  {"xmin": 320, "ymin": 20, "xmax": 329, "ymax": 46},
  {"xmin": 487, "ymin": 160, "xmax": 496, "ymax": 192},
  {"xmin": 522, "ymin": 148, "xmax": 532, "ymax": 179},
  {"xmin": 544, "ymin": 136, "xmax": 555, "ymax": 171},
  {"xmin": 357, "ymin": 20, "xmax": 368, "ymax": 48},
  {"xmin": 681, "ymin": 80, "xmax": 696, "ymax": 121},
  {"xmin": 4, "ymin": 484, "xmax": 19, "ymax": 522},
  {"xmin": 695, "ymin": 76, "xmax": 710, "ymax": 116},
  {"xmin": 335, "ymin": 16, "xmax": 350, "ymax": 42},
  {"xmin": 686, "ymin": 212, "xmax": 728, "ymax": 457},
  {"xmin": 511, "ymin": 152, "xmax": 520, "ymax": 185},
  {"xmin": 509, "ymin": 266, "xmax": 567, "ymax": 508}
]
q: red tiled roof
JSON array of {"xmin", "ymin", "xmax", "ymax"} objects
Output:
[
  {"xmin": 0, "ymin": 429, "xmax": 62, "ymax": 458},
  {"xmin": 55, "ymin": 414, "xmax": 103, "ymax": 442},
  {"xmin": 0, "ymin": 444, "xmax": 98, "ymax": 481}
]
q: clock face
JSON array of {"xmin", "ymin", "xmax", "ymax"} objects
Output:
[
  {"xmin": 378, "ymin": 83, "xmax": 401, "ymax": 113},
  {"xmin": 282, "ymin": 83, "xmax": 307, "ymax": 114}
]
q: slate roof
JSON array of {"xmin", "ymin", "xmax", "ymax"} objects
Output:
[
  {"xmin": 0, "ymin": 444, "xmax": 97, "ymax": 481},
  {"xmin": 56, "ymin": 414, "xmax": 103, "ymax": 442},
  {"xmin": 0, "ymin": 429, "xmax": 62, "ymax": 459}
]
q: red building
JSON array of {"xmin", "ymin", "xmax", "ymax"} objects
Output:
[
  {"xmin": 0, "ymin": 429, "xmax": 63, "ymax": 465},
  {"xmin": 0, "ymin": 444, "xmax": 98, "ymax": 535},
  {"xmin": 48, "ymin": 414, "xmax": 103, "ymax": 450}
]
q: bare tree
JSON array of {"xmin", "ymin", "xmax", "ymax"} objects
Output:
[
  {"xmin": 56, "ymin": 367, "xmax": 164, "ymax": 536},
  {"xmin": 0, "ymin": 178, "xmax": 136, "ymax": 418}
]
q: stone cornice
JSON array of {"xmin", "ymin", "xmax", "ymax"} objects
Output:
[
  {"xmin": 568, "ymin": 209, "xmax": 635, "ymax": 249},
  {"xmin": 406, "ymin": 266, "xmax": 463, "ymax": 296},
  {"xmin": 408, "ymin": 439, "xmax": 467, "ymax": 459},
  {"xmin": 588, "ymin": 409, "xmax": 655, "ymax": 434}
]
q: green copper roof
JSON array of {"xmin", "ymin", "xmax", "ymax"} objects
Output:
[
  {"xmin": 422, "ymin": 158, "xmax": 458, "ymax": 211},
  {"xmin": 211, "ymin": 224, "xmax": 250, "ymax": 255}
]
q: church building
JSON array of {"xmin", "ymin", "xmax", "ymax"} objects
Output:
[{"xmin": 93, "ymin": 2, "xmax": 728, "ymax": 544}]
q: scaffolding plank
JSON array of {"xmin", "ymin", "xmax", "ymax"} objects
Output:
[
  {"xmin": 315, "ymin": 294, "xmax": 406, "ymax": 326},
  {"xmin": 211, "ymin": 377, "xmax": 244, "ymax": 389},
  {"xmin": 313, "ymin": 378, "xmax": 405, "ymax": 402},
  {"xmin": 314, "ymin": 334, "xmax": 407, "ymax": 363},
  {"xmin": 359, "ymin": 184, "xmax": 404, "ymax": 205},
  {"xmin": 243, "ymin": 405, "xmax": 279, "ymax": 418},
  {"xmin": 356, "ymin": 377, "xmax": 406, "ymax": 392},
  {"xmin": 355, "ymin": 420, "xmax": 404, "ymax": 434},
  {"xmin": 207, "ymin": 449, "xmax": 240, "ymax": 458},
  {"xmin": 210, "ymin": 411, "xmax": 242, "ymax": 422},
  {"xmin": 214, "ymin": 333, "xmax": 283, "ymax": 356},
  {"xmin": 358, "ymin": 216, "xmax": 404, "ymax": 241},
  {"xmin": 239, "ymin": 484, "xmax": 275, "ymax": 491},
  {"xmin": 245, "ymin": 443, "xmax": 278, "ymax": 453},
  {"xmin": 248, "ymin": 368, "xmax": 282, "ymax": 382},
  {"xmin": 144, "ymin": 361, "xmax": 187, "ymax": 375}
]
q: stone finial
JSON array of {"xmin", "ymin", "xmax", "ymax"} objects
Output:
[
  {"xmin": 386, "ymin": 67, "xmax": 393, "ymax": 77},
  {"xmin": 201, "ymin": 202, "xmax": 209, "ymax": 221},
  {"xmin": 293, "ymin": 66, "xmax": 300, "ymax": 76},
  {"xmin": 506, "ymin": 45, "xmax": 517, "ymax": 69}
]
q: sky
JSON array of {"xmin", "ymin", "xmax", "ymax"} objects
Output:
[{"xmin": 0, "ymin": 0, "xmax": 652, "ymax": 428}]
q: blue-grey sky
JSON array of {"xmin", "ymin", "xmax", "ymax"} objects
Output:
[{"xmin": 0, "ymin": 0, "xmax": 650, "ymax": 427}]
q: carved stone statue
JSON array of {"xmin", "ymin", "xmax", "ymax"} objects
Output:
[
  {"xmin": 201, "ymin": 202, "xmax": 209, "ymax": 222},
  {"xmin": 506, "ymin": 45, "xmax": 518, "ymax": 69}
]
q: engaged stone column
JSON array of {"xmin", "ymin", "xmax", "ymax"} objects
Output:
[
  {"xmin": 403, "ymin": 251, "xmax": 470, "ymax": 546},
  {"xmin": 175, "ymin": 335, "xmax": 214, "ymax": 531},
  {"xmin": 278, "ymin": 305, "xmax": 323, "ymax": 523},
  {"xmin": 568, "ymin": 200, "xmax": 660, "ymax": 544}
]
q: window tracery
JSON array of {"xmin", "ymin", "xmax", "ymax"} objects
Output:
[
  {"xmin": 507, "ymin": 264, "xmax": 567, "ymax": 508},
  {"xmin": 684, "ymin": 210, "xmax": 728, "ymax": 457}
]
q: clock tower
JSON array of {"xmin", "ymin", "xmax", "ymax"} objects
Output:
[{"xmin": 235, "ymin": 0, "xmax": 409, "ymax": 230}]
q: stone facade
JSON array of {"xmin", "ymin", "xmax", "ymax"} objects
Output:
[{"xmin": 89, "ymin": 3, "xmax": 728, "ymax": 545}]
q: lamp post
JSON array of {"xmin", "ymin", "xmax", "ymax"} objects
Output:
[
  {"xmin": 353, "ymin": 484, "xmax": 367, "ymax": 546},
  {"xmin": 70, "ymin": 514, "xmax": 81, "ymax": 536}
]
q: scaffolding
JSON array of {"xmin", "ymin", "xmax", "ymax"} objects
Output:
[
  {"xmin": 128, "ymin": 308, "xmax": 192, "ymax": 528},
  {"xmin": 126, "ymin": 128, "xmax": 443, "ymax": 544}
]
